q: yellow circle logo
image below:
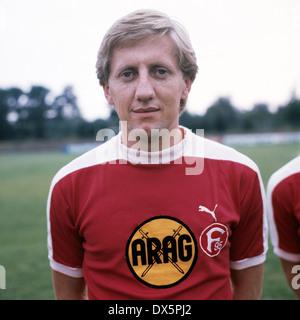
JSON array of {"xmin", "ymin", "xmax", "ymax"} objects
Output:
[{"xmin": 125, "ymin": 216, "xmax": 198, "ymax": 288}]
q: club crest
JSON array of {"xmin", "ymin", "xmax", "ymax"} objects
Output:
[{"xmin": 199, "ymin": 223, "xmax": 228, "ymax": 257}]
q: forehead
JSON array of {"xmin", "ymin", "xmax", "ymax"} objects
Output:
[{"xmin": 110, "ymin": 35, "xmax": 179, "ymax": 71}]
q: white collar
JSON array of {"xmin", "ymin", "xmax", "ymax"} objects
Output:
[{"xmin": 117, "ymin": 127, "xmax": 190, "ymax": 164}]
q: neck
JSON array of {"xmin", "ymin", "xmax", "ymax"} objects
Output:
[{"xmin": 121, "ymin": 126, "xmax": 184, "ymax": 152}]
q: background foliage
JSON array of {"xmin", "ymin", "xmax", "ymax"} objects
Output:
[{"xmin": 1, "ymin": 85, "xmax": 300, "ymax": 141}]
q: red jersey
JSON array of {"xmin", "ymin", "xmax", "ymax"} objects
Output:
[
  {"xmin": 267, "ymin": 156, "xmax": 300, "ymax": 262},
  {"xmin": 47, "ymin": 127, "xmax": 268, "ymax": 299}
]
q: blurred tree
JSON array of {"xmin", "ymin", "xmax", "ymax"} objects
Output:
[
  {"xmin": 241, "ymin": 103, "xmax": 274, "ymax": 132},
  {"xmin": 277, "ymin": 98, "xmax": 300, "ymax": 129},
  {"xmin": 1, "ymin": 85, "xmax": 299, "ymax": 141},
  {"xmin": 51, "ymin": 86, "xmax": 81, "ymax": 120},
  {"xmin": 26, "ymin": 86, "xmax": 50, "ymax": 138},
  {"xmin": 0, "ymin": 89, "xmax": 12, "ymax": 139},
  {"xmin": 0, "ymin": 85, "xmax": 84, "ymax": 140},
  {"xmin": 202, "ymin": 97, "xmax": 241, "ymax": 132},
  {"xmin": 0, "ymin": 87, "xmax": 24, "ymax": 139},
  {"xmin": 45, "ymin": 86, "xmax": 82, "ymax": 138},
  {"xmin": 179, "ymin": 109, "xmax": 203, "ymax": 132}
]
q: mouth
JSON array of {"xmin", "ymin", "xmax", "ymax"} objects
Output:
[{"xmin": 132, "ymin": 107, "xmax": 160, "ymax": 114}]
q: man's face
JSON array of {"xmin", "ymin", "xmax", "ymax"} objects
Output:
[{"xmin": 103, "ymin": 35, "xmax": 192, "ymax": 141}]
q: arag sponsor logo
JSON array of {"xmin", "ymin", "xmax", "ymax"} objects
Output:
[{"xmin": 125, "ymin": 216, "xmax": 198, "ymax": 288}]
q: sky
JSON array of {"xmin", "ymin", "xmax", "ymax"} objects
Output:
[{"xmin": 1, "ymin": 0, "xmax": 300, "ymax": 121}]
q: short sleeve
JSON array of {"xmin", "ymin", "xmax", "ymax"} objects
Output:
[
  {"xmin": 268, "ymin": 175, "xmax": 300, "ymax": 261},
  {"xmin": 47, "ymin": 177, "xmax": 84, "ymax": 277},
  {"xmin": 230, "ymin": 168, "xmax": 268, "ymax": 270}
]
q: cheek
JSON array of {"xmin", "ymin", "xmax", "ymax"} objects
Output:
[
  {"xmin": 109, "ymin": 87, "xmax": 129, "ymax": 108},
  {"xmin": 114, "ymin": 85, "xmax": 135, "ymax": 103},
  {"xmin": 111, "ymin": 95, "xmax": 133, "ymax": 121},
  {"xmin": 113, "ymin": 103, "xmax": 127, "ymax": 120},
  {"xmin": 160, "ymin": 86, "xmax": 183, "ymax": 109}
]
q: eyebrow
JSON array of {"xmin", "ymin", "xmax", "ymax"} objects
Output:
[
  {"xmin": 114, "ymin": 65, "xmax": 137, "ymax": 78},
  {"xmin": 116, "ymin": 62, "xmax": 173, "ymax": 75}
]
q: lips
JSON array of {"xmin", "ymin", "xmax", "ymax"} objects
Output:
[{"xmin": 133, "ymin": 107, "xmax": 160, "ymax": 113}]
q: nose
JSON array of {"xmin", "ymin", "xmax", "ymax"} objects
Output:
[{"xmin": 135, "ymin": 71, "xmax": 155, "ymax": 102}]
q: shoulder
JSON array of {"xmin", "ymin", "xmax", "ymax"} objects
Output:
[
  {"xmin": 267, "ymin": 155, "xmax": 300, "ymax": 196},
  {"xmin": 50, "ymin": 135, "xmax": 120, "ymax": 188},
  {"xmin": 184, "ymin": 128, "xmax": 260, "ymax": 173}
]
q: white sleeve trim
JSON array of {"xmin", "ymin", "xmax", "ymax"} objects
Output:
[
  {"xmin": 230, "ymin": 253, "xmax": 266, "ymax": 270},
  {"xmin": 274, "ymin": 248, "xmax": 300, "ymax": 262},
  {"xmin": 50, "ymin": 259, "xmax": 83, "ymax": 278}
]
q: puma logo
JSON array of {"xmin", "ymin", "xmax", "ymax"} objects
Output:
[{"xmin": 198, "ymin": 204, "xmax": 218, "ymax": 222}]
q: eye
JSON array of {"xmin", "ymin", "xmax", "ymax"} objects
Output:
[
  {"xmin": 119, "ymin": 68, "xmax": 137, "ymax": 81},
  {"xmin": 157, "ymin": 69, "xmax": 166, "ymax": 75},
  {"xmin": 154, "ymin": 67, "xmax": 168, "ymax": 79},
  {"xmin": 122, "ymin": 71, "xmax": 133, "ymax": 78}
]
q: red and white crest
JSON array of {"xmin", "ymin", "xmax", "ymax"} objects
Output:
[{"xmin": 200, "ymin": 223, "xmax": 228, "ymax": 257}]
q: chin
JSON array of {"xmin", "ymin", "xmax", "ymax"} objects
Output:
[{"xmin": 129, "ymin": 120, "xmax": 162, "ymax": 134}]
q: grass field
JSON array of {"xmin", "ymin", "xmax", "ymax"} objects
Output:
[{"xmin": 0, "ymin": 142, "xmax": 299, "ymax": 300}]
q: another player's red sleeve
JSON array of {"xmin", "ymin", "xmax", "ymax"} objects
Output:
[
  {"xmin": 272, "ymin": 177, "xmax": 300, "ymax": 256},
  {"xmin": 47, "ymin": 176, "xmax": 84, "ymax": 277}
]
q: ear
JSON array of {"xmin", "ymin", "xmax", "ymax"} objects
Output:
[
  {"xmin": 102, "ymin": 83, "xmax": 114, "ymax": 105},
  {"xmin": 181, "ymin": 77, "xmax": 193, "ymax": 100}
]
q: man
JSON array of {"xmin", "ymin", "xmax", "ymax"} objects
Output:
[
  {"xmin": 267, "ymin": 156, "xmax": 300, "ymax": 299},
  {"xmin": 47, "ymin": 9, "xmax": 268, "ymax": 300}
]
